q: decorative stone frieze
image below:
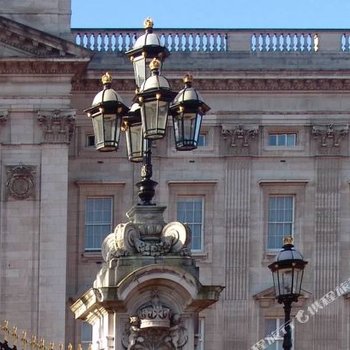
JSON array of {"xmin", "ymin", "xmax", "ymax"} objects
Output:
[
  {"xmin": 37, "ymin": 110, "xmax": 76, "ymax": 144},
  {"xmin": 5, "ymin": 165, "xmax": 36, "ymax": 200},
  {"xmin": 312, "ymin": 124, "xmax": 349, "ymax": 154},
  {"xmin": 0, "ymin": 60, "xmax": 90, "ymax": 74},
  {"xmin": 72, "ymin": 77, "xmax": 350, "ymax": 92},
  {"xmin": 222, "ymin": 125, "xmax": 259, "ymax": 155}
]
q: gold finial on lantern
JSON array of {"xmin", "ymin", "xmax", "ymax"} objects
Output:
[
  {"xmin": 101, "ymin": 72, "xmax": 112, "ymax": 85},
  {"xmin": 149, "ymin": 58, "xmax": 160, "ymax": 71},
  {"xmin": 183, "ymin": 73, "xmax": 193, "ymax": 84},
  {"xmin": 144, "ymin": 18, "xmax": 154, "ymax": 29},
  {"xmin": 283, "ymin": 236, "xmax": 294, "ymax": 245}
]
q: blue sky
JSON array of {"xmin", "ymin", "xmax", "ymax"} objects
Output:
[{"xmin": 72, "ymin": 0, "xmax": 350, "ymax": 29}]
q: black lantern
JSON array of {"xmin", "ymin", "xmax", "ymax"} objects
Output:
[
  {"xmin": 137, "ymin": 58, "xmax": 176, "ymax": 140},
  {"xmin": 123, "ymin": 103, "xmax": 145, "ymax": 162},
  {"xmin": 85, "ymin": 72, "xmax": 129, "ymax": 152},
  {"xmin": 268, "ymin": 236, "xmax": 308, "ymax": 350},
  {"xmin": 268, "ymin": 236, "xmax": 308, "ymax": 303},
  {"xmin": 126, "ymin": 18, "xmax": 169, "ymax": 89},
  {"xmin": 170, "ymin": 74, "xmax": 210, "ymax": 151}
]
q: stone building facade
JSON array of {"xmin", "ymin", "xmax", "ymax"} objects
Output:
[{"xmin": 1, "ymin": 0, "xmax": 350, "ymax": 349}]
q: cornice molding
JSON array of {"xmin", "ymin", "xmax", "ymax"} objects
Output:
[{"xmin": 72, "ymin": 77, "xmax": 350, "ymax": 92}]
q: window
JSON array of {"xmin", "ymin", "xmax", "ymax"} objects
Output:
[
  {"xmin": 168, "ymin": 181, "xmax": 216, "ymax": 257},
  {"xmin": 267, "ymin": 196, "xmax": 294, "ymax": 250},
  {"xmin": 177, "ymin": 197, "xmax": 204, "ymax": 251},
  {"xmin": 265, "ymin": 318, "xmax": 294, "ymax": 350},
  {"xmin": 86, "ymin": 135, "xmax": 95, "ymax": 147},
  {"xmin": 85, "ymin": 197, "xmax": 113, "ymax": 251},
  {"xmin": 268, "ymin": 133, "xmax": 297, "ymax": 147},
  {"xmin": 197, "ymin": 133, "xmax": 207, "ymax": 147},
  {"xmin": 81, "ymin": 322, "xmax": 92, "ymax": 348}
]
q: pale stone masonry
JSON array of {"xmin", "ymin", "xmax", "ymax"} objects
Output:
[{"xmin": 2, "ymin": 1, "xmax": 350, "ymax": 349}]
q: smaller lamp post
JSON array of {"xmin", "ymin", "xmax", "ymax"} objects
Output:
[{"xmin": 268, "ymin": 236, "xmax": 308, "ymax": 350}]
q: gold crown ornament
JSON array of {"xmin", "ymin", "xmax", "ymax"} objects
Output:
[{"xmin": 101, "ymin": 72, "xmax": 112, "ymax": 85}]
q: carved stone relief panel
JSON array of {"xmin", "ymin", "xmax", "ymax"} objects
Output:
[
  {"xmin": 5, "ymin": 165, "xmax": 36, "ymax": 200},
  {"xmin": 222, "ymin": 125, "xmax": 259, "ymax": 155},
  {"xmin": 122, "ymin": 290, "xmax": 188, "ymax": 350},
  {"xmin": 312, "ymin": 124, "xmax": 349, "ymax": 155}
]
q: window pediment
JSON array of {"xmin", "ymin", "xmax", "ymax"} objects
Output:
[{"xmin": 254, "ymin": 286, "xmax": 311, "ymax": 308}]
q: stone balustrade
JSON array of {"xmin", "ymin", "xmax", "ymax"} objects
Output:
[{"xmin": 71, "ymin": 28, "xmax": 350, "ymax": 53}]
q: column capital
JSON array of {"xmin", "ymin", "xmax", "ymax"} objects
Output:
[{"xmin": 37, "ymin": 109, "xmax": 76, "ymax": 144}]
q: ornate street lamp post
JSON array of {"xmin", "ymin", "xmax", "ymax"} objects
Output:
[
  {"xmin": 268, "ymin": 236, "xmax": 308, "ymax": 350},
  {"xmin": 85, "ymin": 18, "xmax": 210, "ymax": 205},
  {"xmin": 74, "ymin": 19, "xmax": 223, "ymax": 350}
]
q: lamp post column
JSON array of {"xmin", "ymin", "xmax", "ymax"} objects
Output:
[
  {"xmin": 282, "ymin": 299, "xmax": 293, "ymax": 350},
  {"xmin": 136, "ymin": 139, "xmax": 157, "ymax": 205}
]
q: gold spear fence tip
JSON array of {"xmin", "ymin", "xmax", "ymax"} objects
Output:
[
  {"xmin": 12, "ymin": 326, "xmax": 18, "ymax": 338},
  {"xmin": 1, "ymin": 321, "xmax": 63, "ymax": 350},
  {"xmin": 21, "ymin": 331, "xmax": 28, "ymax": 343},
  {"xmin": 1, "ymin": 320, "xmax": 9, "ymax": 331}
]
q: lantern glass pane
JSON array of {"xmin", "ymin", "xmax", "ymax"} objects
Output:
[
  {"xmin": 293, "ymin": 268, "xmax": 304, "ymax": 295},
  {"xmin": 92, "ymin": 113, "xmax": 121, "ymax": 151},
  {"xmin": 280, "ymin": 268, "xmax": 294, "ymax": 296},
  {"xmin": 272, "ymin": 270, "xmax": 279, "ymax": 296},
  {"xmin": 133, "ymin": 56, "xmax": 146, "ymax": 89},
  {"xmin": 133, "ymin": 56, "xmax": 156, "ymax": 88},
  {"xmin": 126, "ymin": 123, "xmax": 144, "ymax": 162},
  {"xmin": 174, "ymin": 112, "xmax": 203, "ymax": 150},
  {"xmin": 92, "ymin": 114, "xmax": 104, "ymax": 149},
  {"xmin": 142, "ymin": 100, "xmax": 168, "ymax": 139}
]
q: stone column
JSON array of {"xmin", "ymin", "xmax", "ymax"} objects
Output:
[
  {"xmin": 311, "ymin": 124, "xmax": 348, "ymax": 349},
  {"xmin": 221, "ymin": 125, "xmax": 258, "ymax": 348},
  {"xmin": 36, "ymin": 110, "xmax": 75, "ymax": 342}
]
